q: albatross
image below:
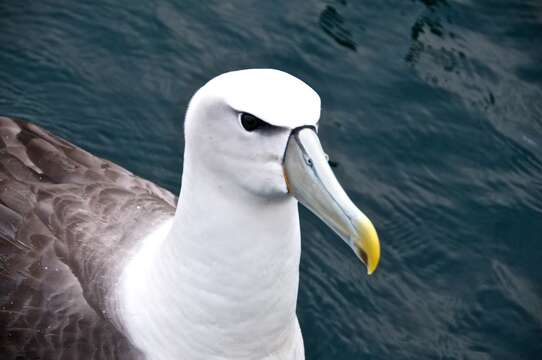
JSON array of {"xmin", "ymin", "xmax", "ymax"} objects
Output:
[{"xmin": 0, "ymin": 69, "xmax": 380, "ymax": 360}]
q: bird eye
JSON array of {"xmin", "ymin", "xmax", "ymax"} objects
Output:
[{"xmin": 240, "ymin": 113, "xmax": 266, "ymax": 132}]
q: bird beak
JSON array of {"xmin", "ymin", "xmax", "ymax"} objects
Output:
[{"xmin": 283, "ymin": 127, "xmax": 380, "ymax": 274}]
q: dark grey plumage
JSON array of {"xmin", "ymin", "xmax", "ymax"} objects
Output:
[{"xmin": 0, "ymin": 117, "xmax": 176, "ymax": 359}]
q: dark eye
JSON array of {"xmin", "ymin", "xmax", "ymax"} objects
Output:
[{"xmin": 240, "ymin": 113, "xmax": 265, "ymax": 132}]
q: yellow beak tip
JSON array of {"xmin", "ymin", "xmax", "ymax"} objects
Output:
[
  {"xmin": 367, "ymin": 257, "xmax": 379, "ymax": 275},
  {"xmin": 358, "ymin": 218, "xmax": 381, "ymax": 276}
]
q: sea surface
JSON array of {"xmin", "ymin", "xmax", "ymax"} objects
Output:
[{"xmin": 1, "ymin": 0, "xmax": 541, "ymax": 359}]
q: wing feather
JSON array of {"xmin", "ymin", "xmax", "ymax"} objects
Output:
[{"xmin": 0, "ymin": 116, "xmax": 175, "ymax": 359}]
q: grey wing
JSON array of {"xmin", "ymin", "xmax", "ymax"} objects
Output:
[{"xmin": 0, "ymin": 117, "xmax": 176, "ymax": 359}]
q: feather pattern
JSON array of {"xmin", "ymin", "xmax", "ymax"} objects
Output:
[{"xmin": 0, "ymin": 117, "xmax": 176, "ymax": 359}]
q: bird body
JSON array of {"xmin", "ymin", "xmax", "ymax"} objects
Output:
[{"xmin": 0, "ymin": 69, "xmax": 380, "ymax": 359}]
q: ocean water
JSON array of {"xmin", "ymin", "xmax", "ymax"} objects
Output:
[{"xmin": 1, "ymin": 0, "xmax": 541, "ymax": 359}]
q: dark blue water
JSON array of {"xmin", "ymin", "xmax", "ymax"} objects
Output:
[{"xmin": 1, "ymin": 1, "xmax": 541, "ymax": 358}]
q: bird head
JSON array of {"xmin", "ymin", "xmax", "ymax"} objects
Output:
[{"xmin": 183, "ymin": 69, "xmax": 380, "ymax": 274}]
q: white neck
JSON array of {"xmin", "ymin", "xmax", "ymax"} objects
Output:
[{"xmin": 117, "ymin": 158, "xmax": 305, "ymax": 360}]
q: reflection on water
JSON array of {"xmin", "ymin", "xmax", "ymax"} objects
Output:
[
  {"xmin": 1, "ymin": 0, "xmax": 541, "ymax": 359},
  {"xmin": 319, "ymin": 4, "xmax": 357, "ymax": 51}
]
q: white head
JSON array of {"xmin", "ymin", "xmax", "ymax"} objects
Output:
[
  {"xmin": 183, "ymin": 69, "xmax": 320, "ymax": 199},
  {"xmin": 182, "ymin": 68, "xmax": 380, "ymax": 272}
]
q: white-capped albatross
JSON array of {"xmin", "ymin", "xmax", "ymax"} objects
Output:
[{"xmin": 0, "ymin": 69, "xmax": 380, "ymax": 360}]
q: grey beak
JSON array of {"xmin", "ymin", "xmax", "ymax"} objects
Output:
[{"xmin": 283, "ymin": 127, "xmax": 380, "ymax": 274}]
